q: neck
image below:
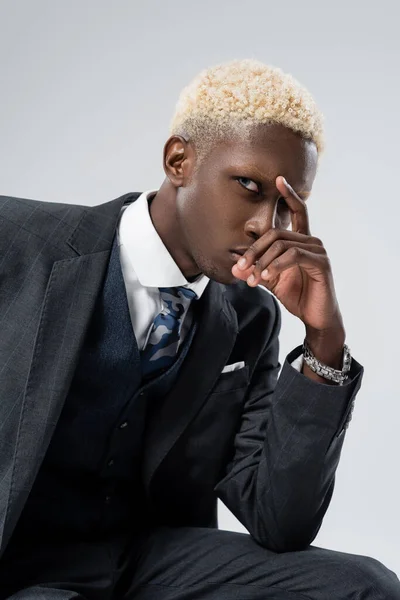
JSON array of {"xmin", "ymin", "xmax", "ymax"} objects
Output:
[{"xmin": 149, "ymin": 179, "xmax": 201, "ymax": 279}]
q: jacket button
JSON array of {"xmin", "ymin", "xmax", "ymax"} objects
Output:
[{"xmin": 119, "ymin": 421, "xmax": 128, "ymax": 429}]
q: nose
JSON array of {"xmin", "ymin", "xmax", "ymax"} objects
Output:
[{"xmin": 243, "ymin": 202, "xmax": 277, "ymax": 242}]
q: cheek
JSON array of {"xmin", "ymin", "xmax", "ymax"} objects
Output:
[
  {"xmin": 177, "ymin": 191, "xmax": 214, "ymax": 245},
  {"xmin": 182, "ymin": 180, "xmax": 242, "ymax": 243}
]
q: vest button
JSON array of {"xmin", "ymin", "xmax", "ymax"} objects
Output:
[
  {"xmin": 107, "ymin": 459, "xmax": 114, "ymax": 467},
  {"xmin": 119, "ymin": 421, "xmax": 128, "ymax": 429},
  {"xmin": 105, "ymin": 495, "xmax": 111, "ymax": 504}
]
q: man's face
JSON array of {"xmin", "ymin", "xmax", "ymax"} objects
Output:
[{"xmin": 174, "ymin": 123, "xmax": 318, "ymax": 284}]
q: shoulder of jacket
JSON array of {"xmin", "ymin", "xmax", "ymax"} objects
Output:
[{"xmin": 0, "ymin": 194, "xmax": 87, "ymax": 224}]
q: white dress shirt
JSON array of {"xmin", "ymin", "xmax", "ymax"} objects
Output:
[
  {"xmin": 117, "ymin": 190, "xmax": 303, "ymax": 371},
  {"xmin": 117, "ymin": 190, "xmax": 209, "ymax": 351}
]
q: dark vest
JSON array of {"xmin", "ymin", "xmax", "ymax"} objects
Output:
[{"xmin": 9, "ymin": 236, "xmax": 197, "ymax": 543}]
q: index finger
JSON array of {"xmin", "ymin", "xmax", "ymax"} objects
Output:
[{"xmin": 276, "ymin": 176, "xmax": 311, "ymax": 236}]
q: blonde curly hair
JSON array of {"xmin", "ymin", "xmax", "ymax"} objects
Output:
[{"xmin": 169, "ymin": 59, "xmax": 324, "ymax": 159}]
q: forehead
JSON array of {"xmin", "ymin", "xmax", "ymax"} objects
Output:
[{"xmin": 207, "ymin": 123, "xmax": 318, "ymax": 194}]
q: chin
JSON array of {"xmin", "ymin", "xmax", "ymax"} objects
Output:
[{"xmin": 198, "ymin": 262, "xmax": 237, "ymax": 285}]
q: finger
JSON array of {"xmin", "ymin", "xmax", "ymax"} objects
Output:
[
  {"xmin": 261, "ymin": 246, "xmax": 330, "ymax": 288},
  {"xmin": 276, "ymin": 176, "xmax": 311, "ymax": 236},
  {"xmin": 232, "ymin": 262, "xmax": 255, "ymax": 282},
  {"xmin": 235, "ymin": 229, "xmax": 322, "ymax": 272},
  {"xmin": 250, "ymin": 242, "xmax": 326, "ymax": 286}
]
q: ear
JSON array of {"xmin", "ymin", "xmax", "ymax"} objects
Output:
[{"xmin": 163, "ymin": 135, "xmax": 196, "ymax": 187}]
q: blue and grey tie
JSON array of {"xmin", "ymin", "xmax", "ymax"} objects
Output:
[{"xmin": 141, "ymin": 286, "xmax": 197, "ymax": 377}]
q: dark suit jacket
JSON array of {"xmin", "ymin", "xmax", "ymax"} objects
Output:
[{"xmin": 0, "ymin": 192, "xmax": 363, "ymax": 558}]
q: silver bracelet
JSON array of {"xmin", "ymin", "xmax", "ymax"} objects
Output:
[{"xmin": 303, "ymin": 338, "xmax": 352, "ymax": 385}]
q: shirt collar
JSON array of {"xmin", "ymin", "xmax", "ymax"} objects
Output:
[{"xmin": 118, "ymin": 190, "xmax": 209, "ymax": 298}]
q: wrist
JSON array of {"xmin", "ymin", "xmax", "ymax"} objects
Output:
[{"xmin": 304, "ymin": 325, "xmax": 346, "ymax": 369}]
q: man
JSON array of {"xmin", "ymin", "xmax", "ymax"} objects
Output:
[{"xmin": 0, "ymin": 59, "xmax": 398, "ymax": 599}]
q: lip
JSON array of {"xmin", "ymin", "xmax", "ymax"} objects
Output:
[
  {"xmin": 230, "ymin": 248, "xmax": 248, "ymax": 256},
  {"xmin": 229, "ymin": 250, "xmax": 247, "ymax": 263}
]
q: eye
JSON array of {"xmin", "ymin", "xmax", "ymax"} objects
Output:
[{"xmin": 236, "ymin": 177, "xmax": 260, "ymax": 194}]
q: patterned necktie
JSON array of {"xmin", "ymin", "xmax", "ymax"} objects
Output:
[{"xmin": 141, "ymin": 286, "xmax": 197, "ymax": 377}]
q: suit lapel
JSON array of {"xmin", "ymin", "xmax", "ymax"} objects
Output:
[
  {"xmin": 2, "ymin": 189, "xmax": 238, "ymax": 543},
  {"xmin": 4, "ymin": 193, "xmax": 137, "ymax": 545},
  {"xmin": 143, "ymin": 280, "xmax": 238, "ymax": 489}
]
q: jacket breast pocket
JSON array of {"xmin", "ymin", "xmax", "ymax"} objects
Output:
[{"xmin": 209, "ymin": 365, "xmax": 250, "ymax": 395}]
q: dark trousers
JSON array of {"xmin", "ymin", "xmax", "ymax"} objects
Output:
[{"xmin": 1, "ymin": 527, "xmax": 399, "ymax": 600}]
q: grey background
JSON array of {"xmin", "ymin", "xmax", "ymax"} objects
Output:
[{"xmin": 0, "ymin": 0, "xmax": 398, "ymax": 573}]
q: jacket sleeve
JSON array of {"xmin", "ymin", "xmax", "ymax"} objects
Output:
[{"xmin": 214, "ymin": 296, "xmax": 364, "ymax": 553}]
